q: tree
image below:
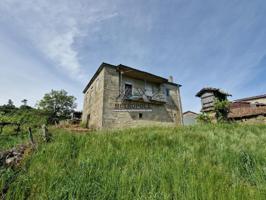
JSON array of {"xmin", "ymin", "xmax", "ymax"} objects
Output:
[
  {"xmin": 20, "ymin": 99, "xmax": 32, "ymax": 109},
  {"xmin": 7, "ymin": 99, "xmax": 15, "ymax": 108},
  {"xmin": 214, "ymin": 98, "xmax": 230, "ymax": 122},
  {"xmin": 0, "ymin": 99, "xmax": 17, "ymax": 114},
  {"xmin": 37, "ymin": 90, "xmax": 77, "ymax": 122},
  {"xmin": 21, "ymin": 99, "xmax": 28, "ymax": 106},
  {"xmin": 197, "ymin": 112, "xmax": 211, "ymax": 124}
]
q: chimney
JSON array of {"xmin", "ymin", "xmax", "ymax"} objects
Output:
[{"xmin": 168, "ymin": 76, "xmax": 173, "ymax": 83}]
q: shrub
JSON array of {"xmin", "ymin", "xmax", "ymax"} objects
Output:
[
  {"xmin": 197, "ymin": 112, "xmax": 212, "ymax": 124},
  {"xmin": 214, "ymin": 99, "xmax": 230, "ymax": 122}
]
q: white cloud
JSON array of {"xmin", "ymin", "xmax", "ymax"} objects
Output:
[{"xmin": 0, "ymin": 0, "xmax": 118, "ymax": 80}]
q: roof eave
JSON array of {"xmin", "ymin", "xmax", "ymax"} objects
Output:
[
  {"xmin": 83, "ymin": 62, "xmax": 182, "ymax": 94},
  {"xmin": 82, "ymin": 62, "xmax": 115, "ymax": 93}
]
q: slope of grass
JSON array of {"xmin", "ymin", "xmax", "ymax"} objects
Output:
[
  {"xmin": 2, "ymin": 124, "xmax": 266, "ymax": 199},
  {"xmin": 0, "ymin": 134, "xmax": 28, "ymax": 151}
]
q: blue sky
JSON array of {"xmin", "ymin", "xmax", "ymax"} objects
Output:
[{"xmin": 0, "ymin": 0, "xmax": 266, "ymax": 112}]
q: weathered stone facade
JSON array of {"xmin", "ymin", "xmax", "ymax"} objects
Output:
[
  {"xmin": 82, "ymin": 63, "xmax": 183, "ymax": 129},
  {"xmin": 82, "ymin": 68, "xmax": 105, "ymax": 129}
]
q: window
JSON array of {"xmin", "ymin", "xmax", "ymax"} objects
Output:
[
  {"xmin": 145, "ymin": 83, "xmax": 153, "ymax": 97},
  {"xmin": 165, "ymin": 88, "xmax": 170, "ymax": 96},
  {"xmin": 139, "ymin": 113, "xmax": 143, "ymax": 119},
  {"xmin": 125, "ymin": 83, "xmax": 133, "ymax": 97}
]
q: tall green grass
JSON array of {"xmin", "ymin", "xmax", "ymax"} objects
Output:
[
  {"xmin": 0, "ymin": 135, "xmax": 27, "ymax": 151},
  {"xmin": 2, "ymin": 124, "xmax": 266, "ymax": 199}
]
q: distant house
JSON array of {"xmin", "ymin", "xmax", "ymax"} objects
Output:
[
  {"xmin": 196, "ymin": 87, "xmax": 266, "ymax": 123},
  {"xmin": 228, "ymin": 94, "xmax": 266, "ymax": 123},
  {"xmin": 234, "ymin": 94, "xmax": 266, "ymax": 105},
  {"xmin": 183, "ymin": 111, "xmax": 198, "ymax": 125},
  {"xmin": 82, "ymin": 63, "xmax": 183, "ymax": 129}
]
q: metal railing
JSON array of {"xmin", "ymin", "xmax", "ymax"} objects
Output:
[{"xmin": 117, "ymin": 87, "xmax": 167, "ymax": 103}]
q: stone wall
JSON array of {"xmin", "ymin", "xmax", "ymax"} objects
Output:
[
  {"xmin": 102, "ymin": 66, "xmax": 183, "ymax": 129},
  {"xmin": 244, "ymin": 98, "xmax": 266, "ymax": 104},
  {"xmin": 234, "ymin": 115, "xmax": 266, "ymax": 124},
  {"xmin": 82, "ymin": 68, "xmax": 105, "ymax": 129}
]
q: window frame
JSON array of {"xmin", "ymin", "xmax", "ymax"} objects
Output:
[{"xmin": 124, "ymin": 83, "xmax": 133, "ymax": 97}]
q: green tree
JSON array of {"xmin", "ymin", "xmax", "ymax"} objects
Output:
[
  {"xmin": 0, "ymin": 99, "xmax": 17, "ymax": 114},
  {"xmin": 21, "ymin": 99, "xmax": 28, "ymax": 106},
  {"xmin": 214, "ymin": 98, "xmax": 230, "ymax": 122},
  {"xmin": 20, "ymin": 99, "xmax": 32, "ymax": 110},
  {"xmin": 7, "ymin": 99, "xmax": 15, "ymax": 108},
  {"xmin": 37, "ymin": 90, "xmax": 77, "ymax": 122},
  {"xmin": 197, "ymin": 112, "xmax": 212, "ymax": 124}
]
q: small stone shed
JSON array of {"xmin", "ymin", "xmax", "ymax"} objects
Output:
[
  {"xmin": 196, "ymin": 87, "xmax": 266, "ymax": 123},
  {"xmin": 195, "ymin": 87, "xmax": 231, "ymax": 113}
]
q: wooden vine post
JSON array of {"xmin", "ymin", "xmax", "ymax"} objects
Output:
[
  {"xmin": 28, "ymin": 127, "xmax": 34, "ymax": 146},
  {"xmin": 42, "ymin": 124, "xmax": 50, "ymax": 142}
]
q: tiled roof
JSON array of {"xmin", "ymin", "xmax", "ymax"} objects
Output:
[
  {"xmin": 195, "ymin": 87, "xmax": 231, "ymax": 97},
  {"xmin": 228, "ymin": 107, "xmax": 266, "ymax": 119},
  {"xmin": 234, "ymin": 94, "xmax": 266, "ymax": 102},
  {"xmin": 183, "ymin": 111, "xmax": 198, "ymax": 115}
]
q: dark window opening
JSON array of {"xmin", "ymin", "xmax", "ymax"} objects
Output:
[
  {"xmin": 166, "ymin": 88, "xmax": 170, "ymax": 96},
  {"xmin": 125, "ymin": 83, "xmax": 133, "ymax": 97},
  {"xmin": 139, "ymin": 113, "xmax": 143, "ymax": 119}
]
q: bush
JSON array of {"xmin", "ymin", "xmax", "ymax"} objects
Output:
[
  {"xmin": 214, "ymin": 99, "xmax": 230, "ymax": 122},
  {"xmin": 0, "ymin": 108, "xmax": 50, "ymax": 132},
  {"xmin": 197, "ymin": 112, "xmax": 212, "ymax": 124}
]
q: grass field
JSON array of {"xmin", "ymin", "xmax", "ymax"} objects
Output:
[
  {"xmin": 0, "ymin": 134, "xmax": 28, "ymax": 151},
  {"xmin": 1, "ymin": 124, "xmax": 266, "ymax": 199}
]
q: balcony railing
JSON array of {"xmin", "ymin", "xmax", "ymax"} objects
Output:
[{"xmin": 117, "ymin": 87, "xmax": 167, "ymax": 104}]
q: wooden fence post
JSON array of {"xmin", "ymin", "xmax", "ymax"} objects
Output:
[
  {"xmin": 42, "ymin": 124, "xmax": 49, "ymax": 142},
  {"xmin": 28, "ymin": 127, "xmax": 34, "ymax": 145},
  {"xmin": 16, "ymin": 124, "xmax": 21, "ymax": 135}
]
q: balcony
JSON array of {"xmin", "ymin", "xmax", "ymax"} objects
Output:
[{"xmin": 117, "ymin": 87, "xmax": 167, "ymax": 104}]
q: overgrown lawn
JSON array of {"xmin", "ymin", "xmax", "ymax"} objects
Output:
[{"xmin": 2, "ymin": 124, "xmax": 266, "ymax": 199}]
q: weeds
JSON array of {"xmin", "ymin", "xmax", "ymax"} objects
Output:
[{"xmin": 1, "ymin": 124, "xmax": 266, "ymax": 199}]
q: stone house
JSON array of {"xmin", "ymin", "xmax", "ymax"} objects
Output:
[
  {"xmin": 196, "ymin": 87, "xmax": 266, "ymax": 123},
  {"xmin": 183, "ymin": 111, "xmax": 198, "ymax": 125},
  {"xmin": 228, "ymin": 94, "xmax": 266, "ymax": 123},
  {"xmin": 234, "ymin": 94, "xmax": 266, "ymax": 105},
  {"xmin": 82, "ymin": 63, "xmax": 183, "ymax": 129}
]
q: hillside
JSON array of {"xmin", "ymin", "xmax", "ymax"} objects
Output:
[{"xmin": 1, "ymin": 124, "xmax": 266, "ymax": 199}]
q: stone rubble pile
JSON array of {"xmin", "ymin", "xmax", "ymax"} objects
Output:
[{"xmin": 0, "ymin": 145, "xmax": 28, "ymax": 167}]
